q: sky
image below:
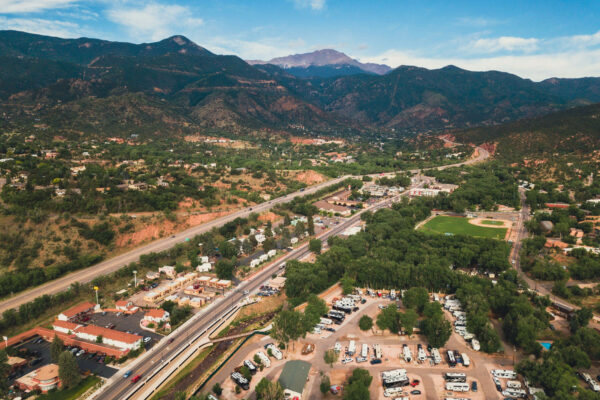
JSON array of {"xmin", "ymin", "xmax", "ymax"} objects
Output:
[{"xmin": 1, "ymin": 0, "xmax": 599, "ymax": 81}]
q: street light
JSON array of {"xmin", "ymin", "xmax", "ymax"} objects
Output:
[
  {"xmin": 94, "ymin": 286, "xmax": 99, "ymax": 305},
  {"xmin": 133, "ymin": 270, "xmax": 138, "ymax": 288}
]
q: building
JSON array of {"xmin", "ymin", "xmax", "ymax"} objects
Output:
[
  {"xmin": 313, "ymin": 200, "xmax": 352, "ymax": 216},
  {"xmin": 15, "ymin": 364, "xmax": 61, "ymax": 393},
  {"xmin": 52, "ymin": 320, "xmax": 81, "ymax": 335},
  {"xmin": 278, "ymin": 360, "xmax": 310, "ymax": 399},
  {"xmin": 74, "ymin": 325, "xmax": 142, "ymax": 350},
  {"xmin": 268, "ymin": 276, "xmax": 286, "ymax": 291},
  {"xmin": 115, "ymin": 300, "xmax": 137, "ymax": 312},
  {"xmin": 144, "ymin": 309, "xmax": 170, "ymax": 324},
  {"xmin": 7, "ymin": 356, "xmax": 27, "ymax": 372},
  {"xmin": 57, "ymin": 302, "xmax": 96, "ymax": 322},
  {"xmin": 158, "ymin": 265, "xmax": 176, "ymax": 279},
  {"xmin": 197, "ymin": 262, "xmax": 212, "ymax": 272}
]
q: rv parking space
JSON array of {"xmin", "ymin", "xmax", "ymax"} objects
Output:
[
  {"xmin": 14, "ymin": 337, "xmax": 118, "ymax": 380},
  {"xmin": 89, "ymin": 310, "xmax": 162, "ymax": 348}
]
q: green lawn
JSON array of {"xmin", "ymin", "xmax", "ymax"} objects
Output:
[
  {"xmin": 480, "ymin": 219, "xmax": 504, "ymax": 226},
  {"xmin": 38, "ymin": 376, "xmax": 100, "ymax": 400},
  {"xmin": 420, "ymin": 216, "xmax": 507, "ymax": 240}
]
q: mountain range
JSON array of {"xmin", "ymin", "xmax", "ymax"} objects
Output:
[{"xmin": 1, "ymin": 30, "xmax": 600, "ymax": 141}]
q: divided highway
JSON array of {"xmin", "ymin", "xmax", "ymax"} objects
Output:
[{"xmin": 0, "ymin": 176, "xmax": 349, "ymax": 315}]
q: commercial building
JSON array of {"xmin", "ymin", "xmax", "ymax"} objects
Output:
[
  {"xmin": 278, "ymin": 360, "xmax": 310, "ymax": 399},
  {"xmin": 15, "ymin": 364, "xmax": 61, "ymax": 393},
  {"xmin": 144, "ymin": 309, "xmax": 170, "ymax": 324},
  {"xmin": 57, "ymin": 302, "xmax": 96, "ymax": 322}
]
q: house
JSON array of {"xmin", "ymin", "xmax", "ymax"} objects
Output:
[
  {"xmin": 15, "ymin": 364, "xmax": 61, "ymax": 393},
  {"xmin": 70, "ymin": 166, "xmax": 86, "ymax": 176},
  {"xmin": 197, "ymin": 262, "xmax": 212, "ymax": 272},
  {"xmin": 216, "ymin": 280, "xmax": 232, "ymax": 289},
  {"xmin": 7, "ymin": 356, "xmax": 27, "ymax": 372},
  {"xmin": 146, "ymin": 271, "xmax": 160, "ymax": 280},
  {"xmin": 545, "ymin": 202, "xmax": 570, "ymax": 209},
  {"xmin": 115, "ymin": 300, "xmax": 135, "ymax": 312},
  {"xmin": 144, "ymin": 309, "xmax": 170, "ymax": 324},
  {"xmin": 268, "ymin": 276, "xmax": 286, "ymax": 291},
  {"xmin": 57, "ymin": 302, "xmax": 96, "ymax": 322},
  {"xmin": 159, "ymin": 265, "xmax": 176, "ymax": 279}
]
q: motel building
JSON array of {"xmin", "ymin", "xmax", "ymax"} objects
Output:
[
  {"xmin": 52, "ymin": 320, "xmax": 142, "ymax": 351},
  {"xmin": 15, "ymin": 363, "xmax": 61, "ymax": 393},
  {"xmin": 57, "ymin": 302, "xmax": 96, "ymax": 322},
  {"xmin": 143, "ymin": 309, "xmax": 170, "ymax": 324}
]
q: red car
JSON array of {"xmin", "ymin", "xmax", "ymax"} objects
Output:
[
  {"xmin": 131, "ymin": 374, "xmax": 142, "ymax": 383},
  {"xmin": 410, "ymin": 379, "xmax": 420, "ymax": 387}
]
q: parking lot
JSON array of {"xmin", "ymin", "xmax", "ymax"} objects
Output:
[
  {"xmin": 89, "ymin": 310, "xmax": 162, "ymax": 348},
  {"xmin": 12, "ymin": 337, "xmax": 119, "ymax": 381}
]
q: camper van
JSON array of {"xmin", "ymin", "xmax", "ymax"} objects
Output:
[
  {"xmin": 444, "ymin": 373, "xmax": 467, "ymax": 383},
  {"xmin": 402, "ymin": 344, "xmax": 412, "ymax": 362},
  {"xmin": 445, "ymin": 382, "xmax": 470, "ymax": 392}
]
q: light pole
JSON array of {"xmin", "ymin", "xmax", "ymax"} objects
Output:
[
  {"xmin": 94, "ymin": 286, "xmax": 99, "ymax": 305},
  {"xmin": 133, "ymin": 270, "xmax": 138, "ymax": 288}
]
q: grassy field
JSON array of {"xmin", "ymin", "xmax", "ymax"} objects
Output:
[
  {"xmin": 420, "ymin": 216, "xmax": 507, "ymax": 240},
  {"xmin": 480, "ymin": 219, "xmax": 505, "ymax": 226}
]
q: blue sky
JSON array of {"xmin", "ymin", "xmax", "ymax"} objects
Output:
[{"xmin": 1, "ymin": 0, "xmax": 599, "ymax": 80}]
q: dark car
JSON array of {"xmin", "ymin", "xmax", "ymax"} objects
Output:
[
  {"xmin": 472, "ymin": 381, "xmax": 478, "ymax": 392},
  {"xmin": 370, "ymin": 359, "xmax": 382, "ymax": 365},
  {"xmin": 410, "ymin": 390, "xmax": 421, "ymax": 395}
]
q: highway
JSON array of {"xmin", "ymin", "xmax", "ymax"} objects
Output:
[
  {"xmin": 0, "ymin": 142, "xmax": 488, "ymax": 316},
  {"xmin": 0, "ymin": 175, "xmax": 350, "ymax": 315},
  {"xmin": 91, "ymin": 144, "xmax": 489, "ymax": 400},
  {"xmin": 95, "ymin": 189, "xmax": 391, "ymax": 400}
]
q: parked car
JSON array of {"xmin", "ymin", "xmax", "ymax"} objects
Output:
[
  {"xmin": 472, "ymin": 381, "xmax": 478, "ymax": 392},
  {"xmin": 76, "ymin": 349, "xmax": 85, "ymax": 357},
  {"xmin": 143, "ymin": 337, "xmax": 151, "ymax": 343},
  {"xmin": 410, "ymin": 390, "xmax": 421, "ymax": 395},
  {"xmin": 370, "ymin": 359, "xmax": 382, "ymax": 365},
  {"xmin": 410, "ymin": 379, "xmax": 420, "ymax": 387}
]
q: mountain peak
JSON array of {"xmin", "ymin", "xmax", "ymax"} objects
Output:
[{"xmin": 248, "ymin": 48, "xmax": 391, "ymax": 77}]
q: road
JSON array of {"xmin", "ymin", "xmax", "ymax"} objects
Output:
[
  {"xmin": 0, "ymin": 176, "xmax": 350, "ymax": 315},
  {"xmin": 93, "ymin": 144, "xmax": 490, "ymax": 400},
  {"xmin": 0, "ymin": 141, "xmax": 489, "ymax": 316},
  {"xmin": 96, "ymin": 192, "xmax": 384, "ymax": 400}
]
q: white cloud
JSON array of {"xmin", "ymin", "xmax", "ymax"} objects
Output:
[
  {"xmin": 470, "ymin": 36, "xmax": 539, "ymax": 53},
  {"xmin": 455, "ymin": 16, "xmax": 502, "ymax": 28},
  {"xmin": 359, "ymin": 48, "xmax": 600, "ymax": 81},
  {"xmin": 0, "ymin": 15, "xmax": 81, "ymax": 37},
  {"xmin": 106, "ymin": 3, "xmax": 203, "ymax": 42},
  {"xmin": 0, "ymin": 0, "xmax": 78, "ymax": 13},
  {"xmin": 292, "ymin": 0, "xmax": 326, "ymax": 11}
]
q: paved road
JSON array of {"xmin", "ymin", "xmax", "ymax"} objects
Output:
[
  {"xmin": 0, "ymin": 176, "xmax": 350, "ymax": 315},
  {"xmin": 93, "ymin": 143, "xmax": 490, "ymax": 400},
  {"xmin": 97, "ymin": 206, "xmax": 373, "ymax": 400}
]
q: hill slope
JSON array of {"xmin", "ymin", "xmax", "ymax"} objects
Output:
[{"xmin": 453, "ymin": 103, "xmax": 600, "ymax": 159}]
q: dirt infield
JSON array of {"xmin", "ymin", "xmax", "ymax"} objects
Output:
[
  {"xmin": 468, "ymin": 217, "xmax": 512, "ymax": 241},
  {"xmin": 468, "ymin": 218, "xmax": 512, "ymax": 229}
]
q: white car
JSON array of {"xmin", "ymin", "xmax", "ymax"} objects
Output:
[
  {"xmin": 143, "ymin": 337, "xmax": 151, "ymax": 343},
  {"xmin": 76, "ymin": 349, "xmax": 85, "ymax": 357},
  {"xmin": 342, "ymin": 357, "xmax": 354, "ymax": 364}
]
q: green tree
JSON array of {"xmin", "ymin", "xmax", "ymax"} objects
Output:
[
  {"xmin": 343, "ymin": 369, "xmax": 372, "ymax": 400},
  {"xmin": 402, "ymin": 287, "xmax": 429, "ymax": 313},
  {"xmin": 272, "ymin": 310, "xmax": 305, "ymax": 348},
  {"xmin": 340, "ymin": 275, "xmax": 355, "ymax": 295},
  {"xmin": 324, "ymin": 349, "xmax": 338, "ymax": 367},
  {"xmin": 255, "ymin": 378, "xmax": 284, "ymax": 400},
  {"xmin": 307, "ymin": 215, "xmax": 315, "ymax": 235},
  {"xmin": 309, "ymin": 238, "xmax": 322, "ymax": 254},
  {"xmin": 215, "ymin": 259, "xmax": 236, "ymax": 280},
  {"xmin": 0, "ymin": 350, "xmax": 9, "ymax": 395},
  {"xmin": 294, "ymin": 221, "xmax": 306, "ymax": 237},
  {"xmin": 399, "ymin": 309, "xmax": 418, "ymax": 336},
  {"xmin": 570, "ymin": 307, "xmax": 593, "ymax": 332},
  {"xmin": 58, "ymin": 350, "xmax": 81, "ymax": 389},
  {"xmin": 320, "ymin": 375, "xmax": 331, "ymax": 394},
  {"xmin": 421, "ymin": 314, "xmax": 452, "ymax": 348},
  {"xmin": 50, "ymin": 334, "xmax": 64, "ymax": 363},
  {"xmin": 212, "ymin": 382, "xmax": 223, "ymax": 396},
  {"xmin": 358, "ymin": 315, "xmax": 373, "ymax": 331},
  {"xmin": 376, "ymin": 305, "xmax": 400, "ymax": 333}
]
